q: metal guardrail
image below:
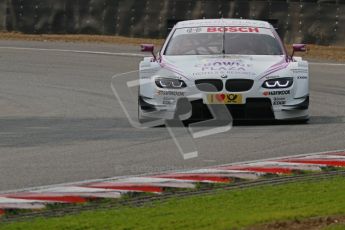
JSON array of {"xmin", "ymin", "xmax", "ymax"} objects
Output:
[{"xmin": 1, "ymin": 0, "xmax": 344, "ymax": 45}]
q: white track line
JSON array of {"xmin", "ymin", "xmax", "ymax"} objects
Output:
[
  {"xmin": 0, "ymin": 46, "xmax": 344, "ymax": 66},
  {"xmin": 0, "ymin": 46, "xmax": 146, "ymax": 57},
  {"xmin": 309, "ymin": 62, "xmax": 345, "ymax": 66}
]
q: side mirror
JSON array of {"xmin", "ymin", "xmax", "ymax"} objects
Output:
[
  {"xmin": 291, "ymin": 44, "xmax": 306, "ymax": 59},
  {"xmin": 140, "ymin": 44, "xmax": 156, "ymax": 61}
]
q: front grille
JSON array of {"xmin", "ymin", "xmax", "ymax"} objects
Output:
[
  {"xmin": 225, "ymin": 79, "xmax": 254, "ymax": 92},
  {"xmin": 195, "ymin": 79, "xmax": 223, "ymax": 92}
]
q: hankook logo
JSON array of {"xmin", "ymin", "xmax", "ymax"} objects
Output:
[
  {"xmin": 157, "ymin": 90, "xmax": 185, "ymax": 96},
  {"xmin": 263, "ymin": 90, "xmax": 290, "ymax": 96}
]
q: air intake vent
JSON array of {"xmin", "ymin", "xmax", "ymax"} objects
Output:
[
  {"xmin": 195, "ymin": 79, "xmax": 223, "ymax": 92},
  {"xmin": 226, "ymin": 79, "xmax": 254, "ymax": 92}
]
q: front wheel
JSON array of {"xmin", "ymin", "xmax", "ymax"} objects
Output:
[
  {"xmin": 138, "ymin": 96, "xmax": 145, "ymax": 124},
  {"xmin": 138, "ymin": 96, "xmax": 154, "ymax": 124}
]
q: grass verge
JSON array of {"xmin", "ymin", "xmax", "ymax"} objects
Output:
[
  {"xmin": 0, "ymin": 32, "xmax": 164, "ymax": 46},
  {"xmin": 324, "ymin": 224, "xmax": 345, "ymax": 230},
  {"xmin": 1, "ymin": 176, "xmax": 345, "ymax": 229}
]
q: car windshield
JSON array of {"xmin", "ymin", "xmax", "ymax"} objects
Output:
[{"xmin": 164, "ymin": 27, "xmax": 283, "ymax": 56}]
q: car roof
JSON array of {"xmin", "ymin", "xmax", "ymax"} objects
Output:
[{"xmin": 175, "ymin": 19, "xmax": 272, "ymax": 29}]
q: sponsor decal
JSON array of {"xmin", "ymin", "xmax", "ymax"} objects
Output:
[
  {"xmin": 215, "ymin": 94, "xmax": 238, "ymax": 102},
  {"xmin": 207, "ymin": 27, "xmax": 260, "ymax": 33},
  {"xmin": 216, "ymin": 94, "xmax": 226, "ymax": 101},
  {"xmin": 263, "ymin": 90, "xmax": 290, "ymax": 96},
  {"xmin": 157, "ymin": 90, "xmax": 185, "ymax": 96},
  {"xmin": 273, "ymin": 97, "xmax": 286, "ymax": 105},
  {"xmin": 206, "ymin": 93, "xmax": 243, "ymax": 104},
  {"xmin": 163, "ymin": 97, "xmax": 176, "ymax": 105},
  {"xmin": 227, "ymin": 94, "xmax": 239, "ymax": 103},
  {"xmin": 298, "ymin": 62, "xmax": 308, "ymax": 67},
  {"xmin": 297, "ymin": 76, "xmax": 308, "ymax": 79},
  {"xmin": 192, "ymin": 59, "xmax": 253, "ymax": 76},
  {"xmin": 186, "ymin": 27, "xmax": 202, "ymax": 33},
  {"xmin": 292, "ymin": 69, "xmax": 308, "ymax": 74}
]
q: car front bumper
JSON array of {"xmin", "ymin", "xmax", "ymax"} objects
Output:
[{"xmin": 139, "ymin": 78, "xmax": 309, "ymax": 121}]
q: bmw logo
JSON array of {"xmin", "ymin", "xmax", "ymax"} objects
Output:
[{"xmin": 221, "ymin": 75, "xmax": 228, "ymax": 79}]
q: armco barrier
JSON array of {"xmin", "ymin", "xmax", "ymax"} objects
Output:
[
  {"xmin": 0, "ymin": 0, "xmax": 6, "ymax": 31},
  {"xmin": 1, "ymin": 0, "xmax": 345, "ymax": 45}
]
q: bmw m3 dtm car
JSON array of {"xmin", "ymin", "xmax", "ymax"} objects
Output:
[{"xmin": 138, "ymin": 19, "xmax": 309, "ymax": 122}]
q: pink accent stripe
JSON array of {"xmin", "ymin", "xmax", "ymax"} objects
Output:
[
  {"xmin": 270, "ymin": 58, "xmax": 286, "ymax": 68},
  {"xmin": 160, "ymin": 64, "xmax": 190, "ymax": 80},
  {"xmin": 154, "ymin": 174, "xmax": 232, "ymax": 183},
  {"xmin": 6, "ymin": 194, "xmax": 87, "ymax": 204},
  {"xmin": 159, "ymin": 56, "xmax": 190, "ymax": 80},
  {"xmin": 260, "ymin": 62, "xmax": 289, "ymax": 80},
  {"xmin": 219, "ymin": 166, "xmax": 294, "ymax": 174},
  {"xmin": 267, "ymin": 62, "xmax": 289, "ymax": 73},
  {"xmin": 160, "ymin": 56, "xmax": 180, "ymax": 70},
  {"xmin": 84, "ymin": 183, "xmax": 163, "ymax": 193},
  {"xmin": 279, "ymin": 159, "xmax": 345, "ymax": 167}
]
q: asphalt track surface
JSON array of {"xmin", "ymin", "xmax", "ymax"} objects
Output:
[{"xmin": 0, "ymin": 40, "xmax": 344, "ymax": 191}]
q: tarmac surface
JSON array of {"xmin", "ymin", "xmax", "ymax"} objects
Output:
[{"xmin": 0, "ymin": 40, "xmax": 344, "ymax": 191}]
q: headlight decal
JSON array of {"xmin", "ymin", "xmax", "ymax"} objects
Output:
[
  {"xmin": 262, "ymin": 77, "xmax": 293, "ymax": 89},
  {"xmin": 155, "ymin": 78, "xmax": 187, "ymax": 89}
]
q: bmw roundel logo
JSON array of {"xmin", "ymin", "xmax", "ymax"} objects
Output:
[{"xmin": 221, "ymin": 75, "xmax": 228, "ymax": 79}]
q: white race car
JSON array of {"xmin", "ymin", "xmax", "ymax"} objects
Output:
[{"xmin": 138, "ymin": 19, "xmax": 309, "ymax": 122}]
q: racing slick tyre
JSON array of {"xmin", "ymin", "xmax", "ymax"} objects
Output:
[
  {"xmin": 138, "ymin": 95, "xmax": 159, "ymax": 124},
  {"xmin": 279, "ymin": 116, "xmax": 310, "ymax": 125},
  {"xmin": 138, "ymin": 97, "xmax": 148, "ymax": 124}
]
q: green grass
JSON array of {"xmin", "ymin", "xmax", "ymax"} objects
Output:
[
  {"xmin": 1, "ymin": 177, "xmax": 345, "ymax": 230},
  {"xmin": 324, "ymin": 224, "xmax": 345, "ymax": 230}
]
